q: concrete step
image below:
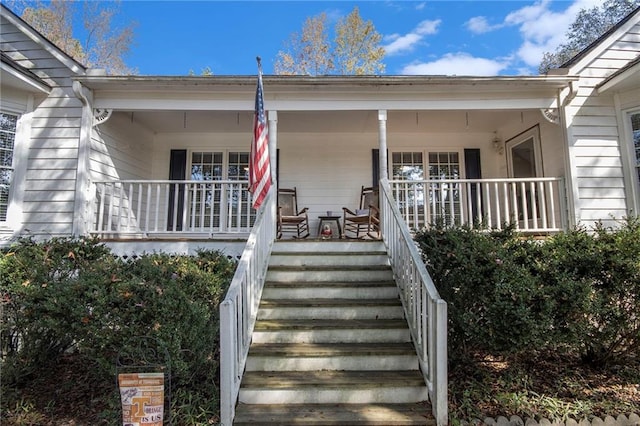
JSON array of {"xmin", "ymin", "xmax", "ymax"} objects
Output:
[
  {"xmin": 245, "ymin": 342, "xmax": 418, "ymax": 371},
  {"xmin": 258, "ymin": 298, "xmax": 404, "ymax": 320},
  {"xmin": 262, "ymin": 281, "xmax": 398, "ymax": 300},
  {"xmin": 238, "ymin": 370, "xmax": 429, "ymax": 404},
  {"xmin": 266, "ymin": 265, "xmax": 394, "ymax": 283},
  {"xmin": 252, "ymin": 319, "xmax": 411, "ymax": 344},
  {"xmin": 233, "ymin": 402, "xmax": 435, "ymax": 425}
]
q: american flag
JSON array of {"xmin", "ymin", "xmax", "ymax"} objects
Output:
[{"xmin": 249, "ymin": 58, "xmax": 271, "ymax": 209}]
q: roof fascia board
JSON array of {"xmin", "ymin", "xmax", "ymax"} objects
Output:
[
  {"xmin": 1, "ymin": 4, "xmax": 86, "ymax": 75},
  {"xmin": 74, "ymin": 74, "xmax": 577, "ymax": 90},
  {"xmin": 1, "ymin": 61, "xmax": 51, "ymax": 93},
  {"xmin": 597, "ymin": 58, "xmax": 640, "ymax": 93}
]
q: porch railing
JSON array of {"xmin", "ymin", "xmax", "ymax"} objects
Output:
[
  {"xmin": 91, "ymin": 180, "xmax": 254, "ymax": 237},
  {"xmin": 219, "ymin": 187, "xmax": 276, "ymax": 426},
  {"xmin": 380, "ymin": 179, "xmax": 448, "ymax": 426},
  {"xmin": 390, "ymin": 177, "xmax": 567, "ymax": 233}
]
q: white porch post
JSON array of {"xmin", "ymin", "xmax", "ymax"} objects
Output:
[
  {"xmin": 378, "ymin": 110, "xmax": 388, "ymax": 240},
  {"xmin": 268, "ymin": 110, "xmax": 278, "ymax": 226},
  {"xmin": 378, "ymin": 110, "xmax": 388, "ymax": 186}
]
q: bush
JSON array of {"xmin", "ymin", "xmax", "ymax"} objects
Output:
[
  {"xmin": 415, "ymin": 225, "xmax": 553, "ymax": 355},
  {"xmin": 415, "ymin": 218, "xmax": 640, "ymax": 365},
  {"xmin": 0, "ymin": 237, "xmax": 236, "ymax": 422},
  {"xmin": 538, "ymin": 218, "xmax": 640, "ymax": 364}
]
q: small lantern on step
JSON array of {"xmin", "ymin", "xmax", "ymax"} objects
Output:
[{"xmin": 321, "ymin": 224, "xmax": 333, "ymax": 240}]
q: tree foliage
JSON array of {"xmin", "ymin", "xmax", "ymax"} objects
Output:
[
  {"xmin": 274, "ymin": 13, "xmax": 333, "ymax": 75},
  {"xmin": 539, "ymin": 0, "xmax": 639, "ymax": 73},
  {"xmin": 334, "ymin": 7, "xmax": 385, "ymax": 75},
  {"xmin": 8, "ymin": 0, "xmax": 137, "ymax": 75},
  {"xmin": 274, "ymin": 6, "xmax": 385, "ymax": 76}
]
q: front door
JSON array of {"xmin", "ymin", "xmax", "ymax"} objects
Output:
[{"xmin": 506, "ymin": 126, "xmax": 542, "ymax": 223}]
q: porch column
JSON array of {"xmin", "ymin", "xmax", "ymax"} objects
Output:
[
  {"xmin": 268, "ymin": 110, "xmax": 278, "ymax": 186},
  {"xmin": 268, "ymin": 110, "xmax": 278, "ymax": 238},
  {"xmin": 378, "ymin": 110, "xmax": 388, "ymax": 187}
]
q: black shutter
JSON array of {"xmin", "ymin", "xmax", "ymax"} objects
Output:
[
  {"xmin": 168, "ymin": 150, "xmax": 187, "ymax": 231},
  {"xmin": 464, "ymin": 149, "xmax": 482, "ymax": 223},
  {"xmin": 372, "ymin": 149, "xmax": 379, "ymax": 188}
]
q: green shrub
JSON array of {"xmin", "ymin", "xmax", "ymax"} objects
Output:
[
  {"xmin": 0, "ymin": 237, "xmax": 115, "ymax": 382},
  {"xmin": 1, "ymin": 237, "xmax": 236, "ymax": 422},
  {"xmin": 415, "ymin": 218, "xmax": 640, "ymax": 365},
  {"xmin": 537, "ymin": 218, "xmax": 640, "ymax": 364},
  {"xmin": 415, "ymin": 225, "xmax": 553, "ymax": 355}
]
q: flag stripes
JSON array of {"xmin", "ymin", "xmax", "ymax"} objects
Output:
[{"xmin": 249, "ymin": 60, "xmax": 271, "ymax": 209}]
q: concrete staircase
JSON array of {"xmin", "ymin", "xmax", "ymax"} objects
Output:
[{"xmin": 233, "ymin": 240, "xmax": 434, "ymax": 425}]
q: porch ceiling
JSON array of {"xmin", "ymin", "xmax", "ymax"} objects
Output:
[{"xmin": 124, "ymin": 109, "xmax": 532, "ymax": 134}]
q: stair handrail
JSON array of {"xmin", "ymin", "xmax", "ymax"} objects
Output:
[
  {"xmin": 379, "ymin": 178, "xmax": 448, "ymax": 426},
  {"xmin": 220, "ymin": 187, "xmax": 276, "ymax": 426}
]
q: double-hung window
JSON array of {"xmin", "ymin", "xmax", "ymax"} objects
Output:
[
  {"xmin": 631, "ymin": 112, "xmax": 640, "ymax": 190},
  {"xmin": 0, "ymin": 112, "xmax": 17, "ymax": 223}
]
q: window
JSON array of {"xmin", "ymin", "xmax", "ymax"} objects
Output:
[
  {"xmin": 187, "ymin": 151, "xmax": 252, "ymax": 230},
  {"xmin": 391, "ymin": 150, "xmax": 462, "ymax": 226},
  {"xmin": 428, "ymin": 152, "xmax": 461, "ymax": 225},
  {"xmin": 0, "ymin": 112, "xmax": 17, "ymax": 222},
  {"xmin": 632, "ymin": 112, "xmax": 640, "ymax": 187}
]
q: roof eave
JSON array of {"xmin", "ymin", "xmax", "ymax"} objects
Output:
[
  {"xmin": 73, "ymin": 74, "xmax": 578, "ymax": 92},
  {"xmin": 1, "ymin": 54, "xmax": 51, "ymax": 94}
]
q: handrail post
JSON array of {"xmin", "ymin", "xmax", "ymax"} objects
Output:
[
  {"xmin": 435, "ymin": 299, "xmax": 448, "ymax": 426},
  {"xmin": 219, "ymin": 299, "xmax": 236, "ymax": 425}
]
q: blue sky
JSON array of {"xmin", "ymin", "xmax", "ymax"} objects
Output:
[{"xmin": 111, "ymin": 0, "xmax": 605, "ymax": 76}]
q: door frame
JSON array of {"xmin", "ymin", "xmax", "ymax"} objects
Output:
[{"xmin": 506, "ymin": 125, "xmax": 543, "ymax": 178}]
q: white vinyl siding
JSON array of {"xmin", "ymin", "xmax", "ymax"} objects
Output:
[
  {"xmin": 565, "ymin": 19, "xmax": 640, "ymax": 228},
  {"xmin": 1, "ymin": 15, "xmax": 84, "ymax": 237}
]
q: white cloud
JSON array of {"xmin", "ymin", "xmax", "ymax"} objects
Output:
[
  {"xmin": 415, "ymin": 2, "xmax": 426, "ymax": 11},
  {"xmin": 503, "ymin": 0, "xmax": 603, "ymax": 67},
  {"xmin": 466, "ymin": 16, "xmax": 500, "ymax": 34},
  {"xmin": 415, "ymin": 19, "xmax": 440, "ymax": 35},
  {"xmin": 383, "ymin": 19, "xmax": 441, "ymax": 56},
  {"xmin": 401, "ymin": 52, "xmax": 509, "ymax": 76}
]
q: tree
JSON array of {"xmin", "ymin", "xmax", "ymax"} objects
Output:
[
  {"xmin": 334, "ymin": 7, "xmax": 385, "ymax": 75},
  {"xmin": 274, "ymin": 13, "xmax": 333, "ymax": 75},
  {"xmin": 539, "ymin": 0, "xmax": 639, "ymax": 73},
  {"xmin": 274, "ymin": 7, "xmax": 385, "ymax": 76},
  {"xmin": 9, "ymin": 0, "xmax": 137, "ymax": 75}
]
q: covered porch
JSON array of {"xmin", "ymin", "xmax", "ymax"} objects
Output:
[{"xmin": 75, "ymin": 75, "xmax": 577, "ymax": 242}]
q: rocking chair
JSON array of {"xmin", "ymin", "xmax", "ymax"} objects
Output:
[
  {"xmin": 277, "ymin": 187, "xmax": 310, "ymax": 239},
  {"xmin": 342, "ymin": 186, "xmax": 380, "ymax": 239}
]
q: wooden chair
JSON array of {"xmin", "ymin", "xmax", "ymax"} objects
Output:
[
  {"xmin": 277, "ymin": 187, "xmax": 310, "ymax": 239},
  {"xmin": 342, "ymin": 186, "xmax": 380, "ymax": 239}
]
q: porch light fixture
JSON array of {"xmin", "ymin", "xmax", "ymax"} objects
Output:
[{"xmin": 492, "ymin": 133, "xmax": 504, "ymax": 155}]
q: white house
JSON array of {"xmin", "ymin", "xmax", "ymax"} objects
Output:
[
  {"xmin": 2, "ymin": 4, "xmax": 638, "ymax": 424},
  {"xmin": 2, "ymin": 4, "xmax": 639, "ymax": 255}
]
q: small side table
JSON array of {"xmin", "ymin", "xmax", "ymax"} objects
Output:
[{"xmin": 317, "ymin": 215, "xmax": 342, "ymax": 239}]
